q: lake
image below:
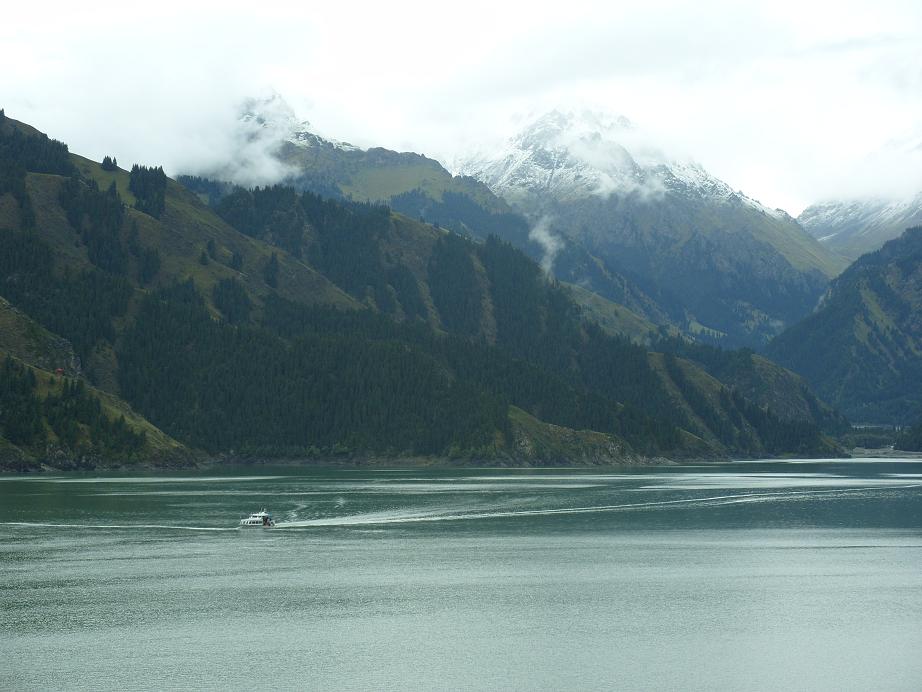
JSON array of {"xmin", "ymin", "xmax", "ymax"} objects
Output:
[{"xmin": 2, "ymin": 459, "xmax": 922, "ymax": 690}]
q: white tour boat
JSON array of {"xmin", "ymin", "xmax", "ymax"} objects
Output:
[{"xmin": 240, "ymin": 509, "xmax": 275, "ymax": 527}]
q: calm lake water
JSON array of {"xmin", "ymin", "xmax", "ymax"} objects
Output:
[{"xmin": 2, "ymin": 459, "xmax": 922, "ymax": 690}]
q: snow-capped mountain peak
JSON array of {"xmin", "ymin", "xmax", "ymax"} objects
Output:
[
  {"xmin": 456, "ymin": 109, "xmax": 785, "ymax": 218},
  {"xmin": 455, "ymin": 109, "xmax": 657, "ymax": 203},
  {"xmin": 511, "ymin": 109, "xmax": 637, "ymax": 152},
  {"xmin": 239, "ymin": 92, "xmax": 310, "ymax": 141},
  {"xmin": 239, "ymin": 92, "xmax": 359, "ymax": 152}
]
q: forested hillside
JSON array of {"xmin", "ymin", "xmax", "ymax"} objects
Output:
[
  {"xmin": 0, "ymin": 355, "xmax": 187, "ymax": 470},
  {"xmin": 0, "ymin": 112, "xmax": 843, "ymax": 468},
  {"xmin": 768, "ymin": 227, "xmax": 922, "ymax": 424}
]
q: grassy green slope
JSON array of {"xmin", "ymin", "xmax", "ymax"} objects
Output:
[
  {"xmin": 0, "ymin": 232, "xmax": 190, "ymax": 470},
  {"xmin": 564, "ymin": 282, "xmax": 666, "ymax": 344},
  {"xmin": 741, "ymin": 209, "xmax": 846, "ymax": 278},
  {"xmin": 725, "ymin": 354, "xmax": 844, "ymax": 427},
  {"xmin": 279, "ymin": 141, "xmax": 506, "ymax": 210},
  {"xmin": 5, "ymin": 159, "xmax": 359, "ymax": 395},
  {"xmin": 71, "ymin": 155, "xmax": 359, "ymax": 314},
  {"xmin": 648, "ymin": 352, "xmax": 737, "ymax": 454},
  {"xmin": 0, "ymin": 351, "xmax": 191, "ymax": 471},
  {"xmin": 653, "ymin": 337, "xmax": 848, "ymax": 432},
  {"xmin": 0, "ymin": 295, "xmax": 79, "ymax": 376},
  {"xmin": 649, "ymin": 351, "xmax": 843, "ymax": 457},
  {"xmin": 507, "ymin": 406, "xmax": 642, "ymax": 466}
]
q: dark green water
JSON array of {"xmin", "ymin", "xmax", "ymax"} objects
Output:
[{"xmin": 2, "ymin": 459, "xmax": 922, "ymax": 690}]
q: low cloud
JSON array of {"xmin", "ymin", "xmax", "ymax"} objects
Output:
[
  {"xmin": 529, "ymin": 215, "xmax": 564, "ymax": 274},
  {"xmin": 530, "ymin": 110, "xmax": 671, "ymax": 201},
  {"xmin": 808, "ymin": 135, "xmax": 922, "ymax": 203},
  {"xmin": 182, "ymin": 93, "xmax": 301, "ymax": 187},
  {"xmin": 3, "ymin": 1, "xmax": 921, "ymax": 211}
]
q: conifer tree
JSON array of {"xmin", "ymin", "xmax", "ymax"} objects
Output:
[{"xmin": 129, "ymin": 165, "xmax": 167, "ymax": 218}]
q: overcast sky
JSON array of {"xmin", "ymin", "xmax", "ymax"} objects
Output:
[{"xmin": 3, "ymin": 0, "xmax": 921, "ymax": 214}]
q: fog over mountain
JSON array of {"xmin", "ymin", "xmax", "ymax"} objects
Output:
[
  {"xmin": 799, "ymin": 192, "xmax": 922, "ymax": 261},
  {"xmin": 3, "ymin": 0, "xmax": 921, "ymax": 214},
  {"xmin": 454, "ymin": 109, "xmax": 790, "ymax": 214},
  {"xmin": 797, "ymin": 136, "xmax": 922, "ymax": 259}
]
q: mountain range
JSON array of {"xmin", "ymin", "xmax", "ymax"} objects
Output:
[
  {"xmin": 216, "ymin": 100, "xmax": 847, "ymax": 347},
  {"xmin": 456, "ymin": 110, "xmax": 846, "ymax": 346},
  {"xmin": 0, "ymin": 109, "xmax": 844, "ymax": 470}
]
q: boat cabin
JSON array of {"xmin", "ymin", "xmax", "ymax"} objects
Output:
[{"xmin": 240, "ymin": 510, "xmax": 274, "ymax": 527}]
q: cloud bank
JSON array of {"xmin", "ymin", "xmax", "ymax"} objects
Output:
[{"xmin": 2, "ymin": 0, "xmax": 921, "ymax": 212}]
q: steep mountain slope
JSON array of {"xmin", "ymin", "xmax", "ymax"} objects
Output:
[
  {"xmin": 563, "ymin": 283, "xmax": 666, "ymax": 344},
  {"xmin": 161, "ymin": 183, "xmax": 846, "ymax": 458},
  {"xmin": 192, "ymin": 96, "xmax": 681, "ymax": 332},
  {"xmin": 0, "ymin": 352, "xmax": 191, "ymax": 471},
  {"xmin": 457, "ymin": 110, "xmax": 847, "ymax": 346},
  {"xmin": 799, "ymin": 194, "xmax": 922, "ymax": 262},
  {"xmin": 0, "ymin": 112, "xmax": 843, "ymax": 466},
  {"xmin": 767, "ymin": 227, "xmax": 922, "ymax": 424},
  {"xmin": 0, "ymin": 300, "xmax": 189, "ymax": 470},
  {"xmin": 0, "ymin": 295, "xmax": 79, "ymax": 376},
  {"xmin": 654, "ymin": 337, "xmax": 848, "ymax": 433}
]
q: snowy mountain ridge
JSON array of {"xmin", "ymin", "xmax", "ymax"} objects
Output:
[
  {"xmin": 455, "ymin": 109, "xmax": 787, "ymax": 219},
  {"xmin": 453, "ymin": 108, "xmax": 844, "ymax": 346},
  {"xmin": 796, "ymin": 128, "xmax": 922, "ymax": 260},
  {"xmin": 798, "ymin": 192, "xmax": 922, "ymax": 260}
]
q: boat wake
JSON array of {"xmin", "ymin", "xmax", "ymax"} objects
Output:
[
  {"xmin": 3, "ymin": 483, "xmax": 917, "ymax": 532},
  {"xmin": 0, "ymin": 522, "xmax": 237, "ymax": 532},
  {"xmin": 274, "ymin": 483, "xmax": 922, "ymax": 528}
]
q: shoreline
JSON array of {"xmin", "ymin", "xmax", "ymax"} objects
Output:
[
  {"xmin": 4, "ymin": 453, "xmax": 680, "ymax": 475},
  {"xmin": 9, "ymin": 451, "xmax": 920, "ymax": 475},
  {"xmin": 8, "ymin": 447, "xmax": 919, "ymax": 476},
  {"xmin": 849, "ymin": 447, "xmax": 922, "ymax": 459}
]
